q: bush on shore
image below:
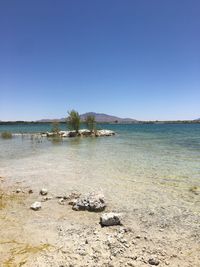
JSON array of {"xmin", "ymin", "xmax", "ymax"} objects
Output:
[
  {"xmin": 85, "ymin": 115, "xmax": 96, "ymax": 131},
  {"xmin": 1, "ymin": 131, "xmax": 12, "ymax": 139},
  {"xmin": 67, "ymin": 110, "xmax": 80, "ymax": 133}
]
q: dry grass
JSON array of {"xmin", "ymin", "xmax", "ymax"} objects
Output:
[
  {"xmin": 1, "ymin": 132, "xmax": 12, "ymax": 139},
  {"xmin": 0, "ymin": 189, "xmax": 25, "ymax": 210},
  {"xmin": 1, "ymin": 241, "xmax": 52, "ymax": 267}
]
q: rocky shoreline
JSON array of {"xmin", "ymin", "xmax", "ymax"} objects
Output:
[
  {"xmin": 11, "ymin": 129, "xmax": 116, "ymax": 138},
  {"xmin": 1, "ymin": 181, "xmax": 200, "ymax": 267}
]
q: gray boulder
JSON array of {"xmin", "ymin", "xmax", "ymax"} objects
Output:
[
  {"xmin": 100, "ymin": 212, "xmax": 122, "ymax": 226},
  {"xmin": 72, "ymin": 192, "xmax": 106, "ymax": 212},
  {"xmin": 148, "ymin": 258, "xmax": 160, "ymax": 266}
]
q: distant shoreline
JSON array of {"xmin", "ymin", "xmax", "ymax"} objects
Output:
[{"xmin": 0, "ymin": 120, "xmax": 200, "ymax": 125}]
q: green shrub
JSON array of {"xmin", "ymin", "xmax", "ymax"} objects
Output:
[
  {"xmin": 67, "ymin": 110, "xmax": 80, "ymax": 133},
  {"xmin": 51, "ymin": 121, "xmax": 60, "ymax": 135},
  {"xmin": 1, "ymin": 131, "xmax": 12, "ymax": 139},
  {"xmin": 85, "ymin": 115, "xmax": 96, "ymax": 131}
]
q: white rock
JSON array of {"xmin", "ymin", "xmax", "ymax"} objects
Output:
[
  {"xmin": 59, "ymin": 131, "xmax": 70, "ymax": 137},
  {"xmin": 100, "ymin": 212, "xmax": 122, "ymax": 226},
  {"xmin": 79, "ymin": 129, "xmax": 91, "ymax": 134},
  {"xmin": 30, "ymin": 201, "xmax": 41, "ymax": 211},
  {"xmin": 96, "ymin": 130, "xmax": 115, "ymax": 137},
  {"xmin": 40, "ymin": 188, "xmax": 48, "ymax": 196}
]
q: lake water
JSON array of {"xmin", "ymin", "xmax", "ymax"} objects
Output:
[{"xmin": 0, "ymin": 123, "xmax": 200, "ymax": 214}]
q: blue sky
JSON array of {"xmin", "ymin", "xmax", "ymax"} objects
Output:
[{"xmin": 0, "ymin": 0, "xmax": 199, "ymax": 121}]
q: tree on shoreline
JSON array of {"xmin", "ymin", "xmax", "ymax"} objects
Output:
[
  {"xmin": 85, "ymin": 115, "xmax": 96, "ymax": 131},
  {"xmin": 67, "ymin": 110, "xmax": 80, "ymax": 133}
]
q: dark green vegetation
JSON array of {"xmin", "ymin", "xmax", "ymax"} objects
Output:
[
  {"xmin": 67, "ymin": 110, "xmax": 81, "ymax": 133},
  {"xmin": 1, "ymin": 131, "xmax": 12, "ymax": 139}
]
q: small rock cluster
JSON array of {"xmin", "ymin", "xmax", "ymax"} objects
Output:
[
  {"xmin": 45, "ymin": 129, "xmax": 115, "ymax": 138},
  {"xmin": 72, "ymin": 192, "xmax": 106, "ymax": 212},
  {"xmin": 29, "ymin": 189, "xmax": 122, "ymax": 227}
]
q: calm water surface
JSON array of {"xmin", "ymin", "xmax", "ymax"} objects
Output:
[{"xmin": 0, "ymin": 123, "xmax": 200, "ymax": 212}]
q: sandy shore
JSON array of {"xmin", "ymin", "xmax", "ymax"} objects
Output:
[{"xmin": 1, "ymin": 175, "xmax": 200, "ymax": 267}]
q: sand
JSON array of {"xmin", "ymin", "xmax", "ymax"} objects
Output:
[{"xmin": 0, "ymin": 177, "xmax": 200, "ymax": 267}]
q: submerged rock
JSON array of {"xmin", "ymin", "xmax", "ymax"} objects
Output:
[
  {"xmin": 100, "ymin": 212, "xmax": 122, "ymax": 226},
  {"xmin": 30, "ymin": 201, "xmax": 41, "ymax": 211},
  {"xmin": 72, "ymin": 192, "xmax": 106, "ymax": 212}
]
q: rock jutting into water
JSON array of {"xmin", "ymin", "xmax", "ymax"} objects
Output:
[
  {"xmin": 72, "ymin": 192, "xmax": 106, "ymax": 212},
  {"xmin": 46, "ymin": 129, "xmax": 115, "ymax": 138},
  {"xmin": 100, "ymin": 212, "xmax": 122, "ymax": 226}
]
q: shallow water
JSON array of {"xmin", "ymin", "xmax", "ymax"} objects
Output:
[{"xmin": 0, "ymin": 124, "xmax": 200, "ymax": 214}]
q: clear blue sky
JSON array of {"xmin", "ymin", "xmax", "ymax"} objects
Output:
[{"xmin": 0, "ymin": 0, "xmax": 199, "ymax": 121}]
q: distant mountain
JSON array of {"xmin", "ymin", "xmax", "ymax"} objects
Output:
[
  {"xmin": 36, "ymin": 119, "xmax": 59, "ymax": 122},
  {"xmin": 80, "ymin": 112, "xmax": 137, "ymax": 123},
  {"xmin": 36, "ymin": 112, "xmax": 137, "ymax": 123}
]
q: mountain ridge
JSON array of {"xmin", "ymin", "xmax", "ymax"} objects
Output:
[{"xmin": 37, "ymin": 112, "xmax": 137, "ymax": 123}]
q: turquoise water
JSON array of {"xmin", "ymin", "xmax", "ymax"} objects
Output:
[{"xmin": 0, "ymin": 123, "xmax": 200, "ymax": 214}]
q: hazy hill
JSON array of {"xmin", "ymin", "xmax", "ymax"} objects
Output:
[
  {"xmin": 80, "ymin": 112, "xmax": 137, "ymax": 123},
  {"xmin": 37, "ymin": 112, "xmax": 137, "ymax": 123}
]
